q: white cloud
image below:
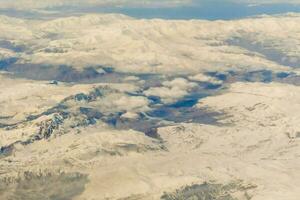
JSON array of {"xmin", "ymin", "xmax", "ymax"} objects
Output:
[
  {"xmin": 0, "ymin": 48, "xmax": 16, "ymax": 60},
  {"xmin": 100, "ymin": 93, "xmax": 150, "ymax": 112},
  {"xmin": 188, "ymin": 73, "xmax": 223, "ymax": 85},
  {"xmin": 120, "ymin": 111, "xmax": 140, "ymax": 119},
  {"xmin": 144, "ymin": 78, "xmax": 198, "ymax": 103},
  {"xmin": 0, "ymin": 0, "xmax": 192, "ymax": 10},
  {"xmin": 214, "ymin": 0, "xmax": 300, "ymax": 5},
  {"xmin": 238, "ymin": 0, "xmax": 300, "ymax": 5},
  {"xmin": 193, "ymin": 0, "xmax": 300, "ymax": 6}
]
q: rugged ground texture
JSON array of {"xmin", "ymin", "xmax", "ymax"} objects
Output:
[{"xmin": 0, "ymin": 14, "xmax": 300, "ymax": 200}]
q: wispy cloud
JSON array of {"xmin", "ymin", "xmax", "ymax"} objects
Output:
[
  {"xmin": 239, "ymin": 0, "xmax": 300, "ymax": 5},
  {"xmin": 0, "ymin": 0, "xmax": 192, "ymax": 10},
  {"xmin": 193, "ymin": 0, "xmax": 300, "ymax": 6}
]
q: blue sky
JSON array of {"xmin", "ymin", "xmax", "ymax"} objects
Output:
[
  {"xmin": 0, "ymin": 0, "xmax": 299, "ymax": 19},
  {"xmin": 99, "ymin": 1, "xmax": 300, "ymax": 20}
]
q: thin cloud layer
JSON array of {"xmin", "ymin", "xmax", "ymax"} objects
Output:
[
  {"xmin": 204, "ymin": 0, "xmax": 300, "ymax": 5},
  {"xmin": 0, "ymin": 0, "xmax": 192, "ymax": 10},
  {"xmin": 240, "ymin": 0, "xmax": 300, "ymax": 5}
]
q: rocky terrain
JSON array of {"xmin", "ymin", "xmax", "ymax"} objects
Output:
[{"xmin": 0, "ymin": 13, "xmax": 299, "ymax": 200}]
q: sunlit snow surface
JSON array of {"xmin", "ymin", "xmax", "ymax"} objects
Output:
[{"xmin": 0, "ymin": 13, "xmax": 300, "ymax": 200}]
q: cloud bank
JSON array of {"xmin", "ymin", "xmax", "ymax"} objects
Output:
[{"xmin": 0, "ymin": 0, "xmax": 192, "ymax": 10}]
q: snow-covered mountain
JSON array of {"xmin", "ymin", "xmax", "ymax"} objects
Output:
[
  {"xmin": 0, "ymin": 13, "xmax": 300, "ymax": 200},
  {"xmin": 0, "ymin": 13, "xmax": 300, "ymax": 75}
]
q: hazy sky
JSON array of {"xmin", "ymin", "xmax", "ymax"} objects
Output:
[
  {"xmin": 0, "ymin": 0, "xmax": 299, "ymax": 19},
  {"xmin": 0, "ymin": 0, "xmax": 300, "ymax": 10}
]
